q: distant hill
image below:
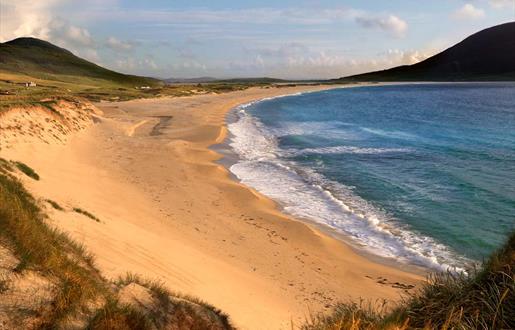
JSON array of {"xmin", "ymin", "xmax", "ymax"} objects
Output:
[
  {"xmin": 340, "ymin": 22, "xmax": 515, "ymax": 81},
  {"xmin": 217, "ymin": 77, "xmax": 288, "ymax": 84},
  {"xmin": 164, "ymin": 77, "xmax": 290, "ymax": 84},
  {"xmin": 164, "ymin": 77, "xmax": 218, "ymax": 84},
  {"xmin": 0, "ymin": 37, "xmax": 159, "ymax": 86}
]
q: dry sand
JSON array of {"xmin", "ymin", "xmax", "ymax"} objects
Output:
[{"xmin": 2, "ymin": 85, "xmax": 423, "ymax": 329}]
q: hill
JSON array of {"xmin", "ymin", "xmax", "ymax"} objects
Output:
[
  {"xmin": 341, "ymin": 22, "xmax": 515, "ymax": 81},
  {"xmin": 0, "ymin": 38, "xmax": 265, "ymax": 103},
  {"xmin": 217, "ymin": 77, "xmax": 288, "ymax": 84},
  {"xmin": 0, "ymin": 37, "xmax": 158, "ymax": 86},
  {"xmin": 164, "ymin": 77, "xmax": 218, "ymax": 84}
]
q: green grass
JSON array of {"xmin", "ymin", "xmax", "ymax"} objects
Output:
[
  {"xmin": 0, "ymin": 37, "xmax": 281, "ymax": 108},
  {"xmin": 303, "ymin": 233, "xmax": 515, "ymax": 330},
  {"xmin": 0, "ymin": 70, "xmax": 272, "ymax": 110},
  {"xmin": 14, "ymin": 161, "xmax": 40, "ymax": 180},
  {"xmin": 73, "ymin": 207, "xmax": 101, "ymax": 222},
  {"xmin": 0, "ymin": 38, "xmax": 159, "ymax": 87}
]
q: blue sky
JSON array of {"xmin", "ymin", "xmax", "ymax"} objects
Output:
[{"xmin": 1, "ymin": 0, "xmax": 514, "ymax": 79}]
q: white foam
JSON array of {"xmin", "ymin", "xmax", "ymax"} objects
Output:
[
  {"xmin": 281, "ymin": 146, "xmax": 411, "ymax": 157},
  {"xmin": 269, "ymin": 121, "xmax": 358, "ymax": 139},
  {"xmin": 227, "ymin": 101, "xmax": 472, "ymax": 272},
  {"xmin": 361, "ymin": 127, "xmax": 418, "ymax": 140}
]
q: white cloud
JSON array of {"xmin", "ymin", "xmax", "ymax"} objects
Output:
[
  {"xmin": 0, "ymin": 0, "xmax": 77, "ymax": 42},
  {"xmin": 76, "ymin": 49, "xmax": 100, "ymax": 62},
  {"xmin": 0, "ymin": 1, "xmax": 422, "ymax": 79},
  {"xmin": 489, "ymin": 0, "xmax": 514, "ymax": 8},
  {"xmin": 81, "ymin": 7, "xmax": 407, "ymax": 37},
  {"xmin": 355, "ymin": 15, "xmax": 408, "ymax": 37},
  {"xmin": 453, "ymin": 4, "xmax": 485, "ymax": 20},
  {"xmin": 115, "ymin": 57, "xmax": 159, "ymax": 71},
  {"xmin": 254, "ymin": 55, "xmax": 265, "ymax": 68},
  {"xmin": 226, "ymin": 42, "xmax": 437, "ymax": 80},
  {"xmin": 47, "ymin": 18, "xmax": 94, "ymax": 47},
  {"xmin": 144, "ymin": 58, "xmax": 158, "ymax": 70},
  {"xmin": 105, "ymin": 37, "xmax": 135, "ymax": 51},
  {"xmin": 0, "ymin": 1, "xmax": 95, "ymax": 54},
  {"xmin": 383, "ymin": 49, "xmax": 432, "ymax": 66}
]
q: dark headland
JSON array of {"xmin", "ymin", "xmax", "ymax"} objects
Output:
[{"xmin": 339, "ymin": 22, "xmax": 515, "ymax": 82}]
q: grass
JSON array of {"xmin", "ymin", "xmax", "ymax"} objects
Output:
[
  {"xmin": 73, "ymin": 207, "xmax": 100, "ymax": 222},
  {"xmin": 0, "ymin": 160, "xmax": 234, "ymax": 328},
  {"xmin": 0, "ymin": 163, "xmax": 104, "ymax": 326},
  {"xmin": 46, "ymin": 199, "xmax": 64, "ymax": 211},
  {"xmin": 0, "ymin": 70, "xmax": 271, "ymax": 110},
  {"xmin": 14, "ymin": 161, "xmax": 40, "ymax": 180},
  {"xmin": 116, "ymin": 273, "xmax": 173, "ymax": 308},
  {"xmin": 115, "ymin": 273, "xmax": 233, "ymax": 330},
  {"xmin": 303, "ymin": 232, "xmax": 515, "ymax": 330},
  {"xmin": 0, "ymin": 37, "xmax": 159, "ymax": 87},
  {"xmin": 0, "ymin": 277, "xmax": 9, "ymax": 294},
  {"xmin": 0, "ymin": 37, "xmax": 329, "ymax": 110},
  {"xmin": 87, "ymin": 299, "xmax": 151, "ymax": 330}
]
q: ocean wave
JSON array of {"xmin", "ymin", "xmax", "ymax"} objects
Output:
[
  {"xmin": 361, "ymin": 127, "xmax": 418, "ymax": 140},
  {"xmin": 281, "ymin": 146, "xmax": 411, "ymax": 157},
  {"xmin": 227, "ymin": 100, "xmax": 472, "ymax": 272},
  {"xmin": 269, "ymin": 121, "xmax": 358, "ymax": 139}
]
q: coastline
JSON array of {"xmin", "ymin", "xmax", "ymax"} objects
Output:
[
  {"xmin": 1, "ymin": 85, "xmax": 424, "ymax": 329},
  {"xmin": 215, "ymin": 87, "xmax": 433, "ymax": 276}
]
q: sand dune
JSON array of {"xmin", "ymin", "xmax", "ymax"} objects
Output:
[{"xmin": 1, "ymin": 85, "xmax": 423, "ymax": 329}]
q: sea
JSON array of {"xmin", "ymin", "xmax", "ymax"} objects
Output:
[{"xmin": 226, "ymin": 83, "xmax": 515, "ymax": 272}]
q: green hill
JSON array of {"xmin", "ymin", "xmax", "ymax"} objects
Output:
[
  {"xmin": 340, "ymin": 22, "xmax": 515, "ymax": 82},
  {"xmin": 0, "ymin": 37, "xmax": 159, "ymax": 86}
]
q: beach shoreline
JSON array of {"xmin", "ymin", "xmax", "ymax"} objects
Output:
[
  {"xmin": 1, "ymin": 84, "xmax": 424, "ymax": 329},
  {"xmin": 214, "ymin": 88, "xmax": 433, "ymax": 277}
]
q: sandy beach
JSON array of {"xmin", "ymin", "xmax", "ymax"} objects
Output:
[{"xmin": 2, "ymin": 85, "xmax": 423, "ymax": 329}]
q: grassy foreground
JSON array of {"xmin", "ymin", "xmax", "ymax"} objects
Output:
[
  {"xmin": 303, "ymin": 234, "xmax": 514, "ymax": 329},
  {"xmin": 0, "ymin": 159, "xmax": 233, "ymax": 329}
]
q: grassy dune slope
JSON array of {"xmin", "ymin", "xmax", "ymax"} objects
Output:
[
  {"xmin": 0, "ymin": 160, "xmax": 233, "ymax": 329},
  {"xmin": 304, "ymin": 234, "xmax": 514, "ymax": 329}
]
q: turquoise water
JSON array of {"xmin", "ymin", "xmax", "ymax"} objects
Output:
[{"xmin": 228, "ymin": 83, "xmax": 515, "ymax": 271}]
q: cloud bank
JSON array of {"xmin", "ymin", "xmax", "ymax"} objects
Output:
[
  {"xmin": 453, "ymin": 4, "xmax": 485, "ymax": 20},
  {"xmin": 1, "ymin": 1, "xmax": 509, "ymax": 79}
]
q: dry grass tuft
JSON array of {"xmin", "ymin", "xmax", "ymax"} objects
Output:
[
  {"xmin": 46, "ymin": 199, "xmax": 64, "ymax": 211},
  {"xmin": 303, "ymin": 233, "xmax": 514, "ymax": 330},
  {"xmin": 73, "ymin": 207, "xmax": 100, "ymax": 222},
  {"xmin": 13, "ymin": 161, "xmax": 40, "ymax": 180},
  {"xmin": 115, "ymin": 273, "xmax": 234, "ymax": 329},
  {"xmin": 0, "ymin": 162, "xmax": 234, "ymax": 329},
  {"xmin": 87, "ymin": 299, "xmax": 151, "ymax": 330},
  {"xmin": 0, "ymin": 168, "xmax": 103, "ymax": 326}
]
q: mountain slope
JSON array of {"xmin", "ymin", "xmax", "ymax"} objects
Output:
[
  {"xmin": 341, "ymin": 22, "xmax": 515, "ymax": 81},
  {"xmin": 0, "ymin": 37, "xmax": 159, "ymax": 86}
]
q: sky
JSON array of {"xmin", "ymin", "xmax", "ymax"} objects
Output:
[{"xmin": 0, "ymin": 0, "xmax": 514, "ymax": 79}]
